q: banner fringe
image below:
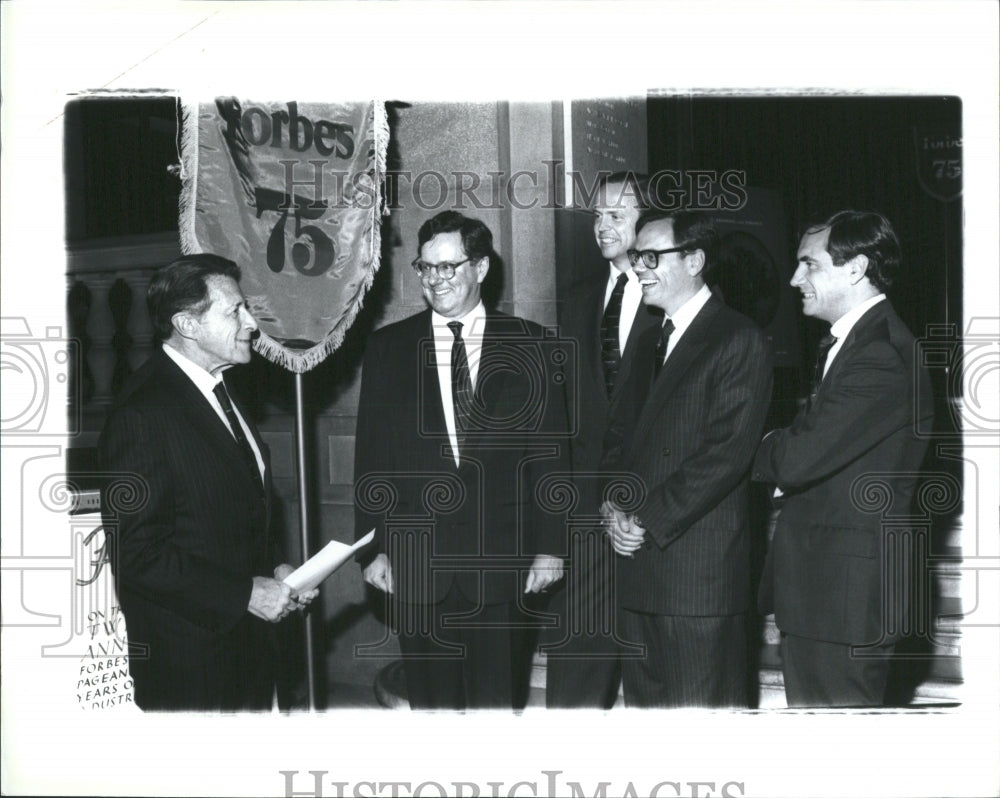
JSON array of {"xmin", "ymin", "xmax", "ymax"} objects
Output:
[
  {"xmin": 177, "ymin": 100, "xmax": 201, "ymax": 256},
  {"xmin": 246, "ymin": 100, "xmax": 389, "ymax": 374}
]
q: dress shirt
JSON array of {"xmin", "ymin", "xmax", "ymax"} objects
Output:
[
  {"xmin": 162, "ymin": 343, "xmax": 265, "ymax": 480},
  {"xmin": 824, "ymin": 294, "xmax": 887, "ymax": 377},
  {"xmin": 603, "ymin": 264, "xmax": 643, "ymax": 355},
  {"xmin": 432, "ymin": 302, "xmax": 487, "ymax": 465},
  {"xmin": 658, "ymin": 283, "xmax": 713, "ymax": 365}
]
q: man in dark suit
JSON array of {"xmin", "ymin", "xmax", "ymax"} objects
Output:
[
  {"xmin": 545, "ymin": 172, "xmax": 661, "ymax": 708},
  {"xmin": 354, "ymin": 211, "xmax": 569, "ymax": 710},
  {"xmin": 604, "ymin": 211, "xmax": 773, "ymax": 708},
  {"xmin": 753, "ymin": 210, "xmax": 933, "ymax": 707},
  {"xmin": 98, "ymin": 254, "xmax": 314, "ymax": 711}
]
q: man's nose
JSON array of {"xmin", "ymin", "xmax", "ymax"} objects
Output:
[
  {"xmin": 241, "ymin": 306, "xmax": 258, "ymax": 330},
  {"xmin": 790, "ymin": 264, "xmax": 806, "ymax": 287}
]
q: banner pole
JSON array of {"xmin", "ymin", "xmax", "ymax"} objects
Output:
[{"xmin": 294, "ymin": 372, "xmax": 317, "ymax": 711}]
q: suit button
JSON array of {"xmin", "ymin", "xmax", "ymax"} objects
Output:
[{"xmin": 662, "ymin": 448, "xmax": 671, "ymax": 456}]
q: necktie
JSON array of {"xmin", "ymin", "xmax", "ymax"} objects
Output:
[
  {"xmin": 653, "ymin": 319, "xmax": 676, "ymax": 379},
  {"xmin": 600, "ymin": 272, "xmax": 629, "ymax": 396},
  {"xmin": 808, "ymin": 333, "xmax": 838, "ymax": 408},
  {"xmin": 213, "ymin": 381, "xmax": 265, "ymax": 496},
  {"xmin": 447, "ymin": 321, "xmax": 473, "ymax": 454}
]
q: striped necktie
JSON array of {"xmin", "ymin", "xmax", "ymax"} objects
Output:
[
  {"xmin": 447, "ymin": 321, "xmax": 473, "ymax": 454},
  {"xmin": 600, "ymin": 271, "xmax": 629, "ymax": 396}
]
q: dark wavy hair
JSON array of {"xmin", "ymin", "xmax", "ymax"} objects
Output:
[
  {"xmin": 635, "ymin": 210, "xmax": 718, "ymax": 278},
  {"xmin": 416, "ymin": 210, "xmax": 495, "ymax": 262},
  {"xmin": 804, "ymin": 210, "xmax": 900, "ymax": 292},
  {"xmin": 147, "ymin": 254, "xmax": 241, "ymax": 341}
]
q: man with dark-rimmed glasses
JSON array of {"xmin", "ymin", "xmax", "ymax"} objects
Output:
[
  {"xmin": 353, "ymin": 210, "xmax": 570, "ymax": 710},
  {"xmin": 602, "ymin": 210, "xmax": 773, "ymax": 707}
]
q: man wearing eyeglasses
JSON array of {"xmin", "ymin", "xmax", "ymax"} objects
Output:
[
  {"xmin": 603, "ymin": 210, "xmax": 773, "ymax": 707},
  {"xmin": 545, "ymin": 172, "xmax": 662, "ymax": 709},
  {"xmin": 353, "ymin": 210, "xmax": 570, "ymax": 710}
]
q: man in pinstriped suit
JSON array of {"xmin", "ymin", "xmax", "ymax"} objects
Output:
[
  {"xmin": 604, "ymin": 211, "xmax": 773, "ymax": 707},
  {"xmin": 99, "ymin": 255, "xmax": 315, "ymax": 711}
]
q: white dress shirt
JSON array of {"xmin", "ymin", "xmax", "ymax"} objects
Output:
[
  {"xmin": 658, "ymin": 283, "xmax": 713, "ymax": 365},
  {"xmin": 162, "ymin": 343, "xmax": 265, "ymax": 480},
  {"xmin": 603, "ymin": 264, "xmax": 644, "ymax": 355},
  {"xmin": 432, "ymin": 302, "xmax": 487, "ymax": 465}
]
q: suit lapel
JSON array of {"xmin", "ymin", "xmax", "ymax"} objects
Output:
[
  {"xmin": 416, "ymin": 311, "xmax": 451, "ymax": 464},
  {"xmin": 819, "ymin": 300, "xmax": 890, "ymax": 393},
  {"xmin": 474, "ymin": 312, "xmax": 510, "ymax": 430},
  {"xmin": 630, "ymin": 297, "xmax": 724, "ymax": 446},
  {"xmin": 157, "ymin": 351, "xmax": 266, "ymax": 492}
]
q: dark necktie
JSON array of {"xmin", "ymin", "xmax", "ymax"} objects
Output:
[
  {"xmin": 447, "ymin": 321, "xmax": 473, "ymax": 454},
  {"xmin": 808, "ymin": 333, "xmax": 838, "ymax": 408},
  {"xmin": 653, "ymin": 318, "xmax": 676, "ymax": 379},
  {"xmin": 600, "ymin": 271, "xmax": 629, "ymax": 396},
  {"xmin": 213, "ymin": 381, "xmax": 265, "ymax": 496}
]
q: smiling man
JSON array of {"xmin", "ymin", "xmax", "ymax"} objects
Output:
[
  {"xmin": 98, "ymin": 254, "xmax": 314, "ymax": 711},
  {"xmin": 354, "ymin": 211, "xmax": 569, "ymax": 710},
  {"xmin": 753, "ymin": 210, "xmax": 933, "ymax": 707},
  {"xmin": 602, "ymin": 210, "xmax": 773, "ymax": 707},
  {"xmin": 545, "ymin": 172, "xmax": 663, "ymax": 709}
]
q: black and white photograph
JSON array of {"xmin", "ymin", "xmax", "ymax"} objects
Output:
[{"xmin": 2, "ymin": 2, "xmax": 998, "ymax": 797}]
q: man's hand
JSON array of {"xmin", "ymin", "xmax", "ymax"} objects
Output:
[
  {"xmin": 273, "ymin": 563, "xmax": 319, "ymax": 611},
  {"xmin": 525, "ymin": 554, "xmax": 564, "ymax": 594},
  {"xmin": 602, "ymin": 500, "xmax": 647, "ymax": 557},
  {"xmin": 248, "ymin": 576, "xmax": 297, "ymax": 622},
  {"xmin": 363, "ymin": 553, "xmax": 394, "ymax": 594}
]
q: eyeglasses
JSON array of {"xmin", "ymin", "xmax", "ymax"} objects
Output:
[
  {"xmin": 626, "ymin": 246, "xmax": 689, "ymax": 269},
  {"xmin": 411, "ymin": 257, "xmax": 472, "ymax": 281}
]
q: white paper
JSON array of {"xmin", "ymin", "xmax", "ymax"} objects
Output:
[{"xmin": 282, "ymin": 529, "xmax": 375, "ymax": 593}]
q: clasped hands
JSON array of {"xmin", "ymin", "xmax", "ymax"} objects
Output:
[
  {"xmin": 601, "ymin": 500, "xmax": 647, "ymax": 557},
  {"xmin": 247, "ymin": 564, "xmax": 319, "ymax": 623},
  {"xmin": 362, "ymin": 552, "xmax": 564, "ymax": 595}
]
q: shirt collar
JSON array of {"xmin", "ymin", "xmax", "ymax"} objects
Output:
[
  {"xmin": 608, "ymin": 263, "xmax": 634, "ymax": 284},
  {"xmin": 432, "ymin": 301, "xmax": 488, "ymax": 337},
  {"xmin": 666, "ymin": 283, "xmax": 713, "ymax": 335},
  {"xmin": 830, "ymin": 294, "xmax": 887, "ymax": 340},
  {"xmin": 162, "ymin": 341, "xmax": 225, "ymax": 393}
]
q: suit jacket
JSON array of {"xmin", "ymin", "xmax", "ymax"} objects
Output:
[
  {"xmin": 559, "ymin": 275, "xmax": 662, "ymax": 515},
  {"xmin": 753, "ymin": 300, "xmax": 933, "ymax": 646},
  {"xmin": 613, "ymin": 296, "xmax": 774, "ymax": 616},
  {"xmin": 98, "ymin": 348, "xmax": 278, "ymax": 710},
  {"xmin": 354, "ymin": 309, "xmax": 570, "ymax": 606}
]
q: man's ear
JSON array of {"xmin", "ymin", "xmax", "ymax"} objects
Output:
[
  {"xmin": 846, "ymin": 253, "xmax": 870, "ymax": 285},
  {"xmin": 475, "ymin": 256, "xmax": 490, "ymax": 285},
  {"xmin": 686, "ymin": 249, "xmax": 706, "ymax": 277},
  {"xmin": 171, "ymin": 311, "xmax": 198, "ymax": 340}
]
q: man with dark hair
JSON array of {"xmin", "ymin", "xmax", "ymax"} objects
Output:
[
  {"xmin": 604, "ymin": 211, "xmax": 773, "ymax": 707},
  {"xmin": 354, "ymin": 211, "xmax": 569, "ymax": 710},
  {"xmin": 98, "ymin": 254, "xmax": 315, "ymax": 711},
  {"xmin": 753, "ymin": 210, "xmax": 933, "ymax": 707},
  {"xmin": 545, "ymin": 171, "xmax": 662, "ymax": 708}
]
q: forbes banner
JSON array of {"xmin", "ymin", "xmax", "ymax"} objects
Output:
[{"xmin": 180, "ymin": 99, "xmax": 388, "ymax": 372}]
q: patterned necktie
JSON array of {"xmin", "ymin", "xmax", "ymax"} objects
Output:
[
  {"xmin": 600, "ymin": 271, "xmax": 629, "ymax": 396},
  {"xmin": 212, "ymin": 381, "xmax": 264, "ymax": 496},
  {"xmin": 808, "ymin": 333, "xmax": 838, "ymax": 408},
  {"xmin": 653, "ymin": 318, "xmax": 676, "ymax": 379},
  {"xmin": 447, "ymin": 321, "xmax": 473, "ymax": 454}
]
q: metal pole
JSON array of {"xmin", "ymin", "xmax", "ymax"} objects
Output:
[{"xmin": 294, "ymin": 372, "xmax": 317, "ymax": 710}]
